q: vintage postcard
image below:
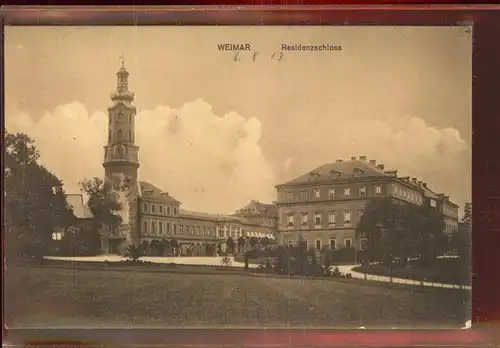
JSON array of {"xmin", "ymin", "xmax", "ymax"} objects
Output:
[{"xmin": 4, "ymin": 25, "xmax": 472, "ymax": 329}]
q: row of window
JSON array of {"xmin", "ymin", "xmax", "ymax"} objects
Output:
[
  {"xmin": 286, "ymin": 209, "xmax": 364, "ymax": 227},
  {"xmin": 285, "ymin": 185, "xmax": 383, "ymax": 202},
  {"xmin": 217, "ymin": 225, "xmax": 244, "ymax": 239},
  {"xmin": 288, "ymin": 237, "xmax": 368, "ymax": 250},
  {"xmin": 261, "ymin": 219, "xmax": 276, "ymax": 226},
  {"xmin": 143, "ymin": 220, "xmax": 216, "ymax": 237},
  {"xmin": 143, "ymin": 203, "xmax": 178, "ymax": 216},
  {"xmin": 443, "ymin": 204, "xmax": 458, "ymax": 216},
  {"xmin": 392, "ymin": 185, "xmax": 423, "ymax": 204}
]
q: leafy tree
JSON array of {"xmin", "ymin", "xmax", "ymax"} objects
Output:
[
  {"xmin": 170, "ymin": 238, "xmax": 179, "ymax": 255},
  {"xmin": 356, "ymin": 197, "xmax": 446, "ymax": 266},
  {"xmin": 462, "ymin": 203, "xmax": 472, "ymax": 226},
  {"xmin": 249, "ymin": 237, "xmax": 259, "ymax": 248},
  {"xmin": 260, "ymin": 237, "xmax": 270, "ymax": 248},
  {"xmin": 291, "ymin": 236, "xmax": 307, "ymax": 274},
  {"xmin": 237, "ymin": 236, "xmax": 246, "ymax": 253},
  {"xmin": 59, "ymin": 226, "xmax": 101, "ymax": 256},
  {"xmin": 142, "ymin": 240, "xmax": 150, "ymax": 256},
  {"xmin": 79, "ymin": 177, "xmax": 122, "ymax": 231},
  {"xmin": 4, "ymin": 131, "xmax": 74, "ymax": 259},
  {"xmin": 125, "ymin": 244, "xmax": 143, "ymax": 262},
  {"xmin": 226, "ymin": 236, "xmax": 236, "ymax": 254}
]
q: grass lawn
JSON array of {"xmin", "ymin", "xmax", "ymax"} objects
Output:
[
  {"xmin": 353, "ymin": 258, "xmax": 471, "ymax": 286},
  {"xmin": 5, "ymin": 262, "xmax": 470, "ymax": 329}
]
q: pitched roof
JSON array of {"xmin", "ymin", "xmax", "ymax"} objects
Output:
[
  {"xmin": 179, "ymin": 209, "xmax": 245, "ymax": 223},
  {"xmin": 235, "ymin": 200, "xmax": 277, "ymax": 218},
  {"xmin": 179, "ymin": 209, "xmax": 219, "ymax": 220},
  {"xmin": 421, "ymin": 185, "xmax": 440, "ymax": 199},
  {"xmin": 279, "ymin": 159, "xmax": 389, "ymax": 187},
  {"xmin": 139, "ymin": 181, "xmax": 180, "ymax": 203},
  {"xmin": 66, "ymin": 194, "xmax": 93, "ymax": 219}
]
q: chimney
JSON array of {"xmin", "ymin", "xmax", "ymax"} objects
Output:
[
  {"xmin": 351, "ymin": 156, "xmax": 356, "ymax": 160},
  {"xmin": 377, "ymin": 164, "xmax": 385, "ymax": 170},
  {"xmin": 336, "ymin": 159, "xmax": 343, "ymax": 163},
  {"xmin": 369, "ymin": 159, "xmax": 376, "ymax": 166},
  {"xmin": 360, "ymin": 156, "xmax": 367, "ymax": 161}
]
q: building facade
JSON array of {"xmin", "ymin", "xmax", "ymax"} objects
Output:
[
  {"xmin": 275, "ymin": 156, "xmax": 459, "ymax": 251},
  {"xmin": 100, "ymin": 63, "xmax": 276, "ymax": 255}
]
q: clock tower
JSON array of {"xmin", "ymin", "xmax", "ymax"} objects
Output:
[{"xmin": 102, "ymin": 57, "xmax": 141, "ymax": 253}]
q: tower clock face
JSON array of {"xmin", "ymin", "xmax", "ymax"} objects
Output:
[{"xmin": 113, "ymin": 143, "xmax": 127, "ymax": 159}]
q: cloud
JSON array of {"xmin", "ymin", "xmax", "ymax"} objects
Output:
[
  {"xmin": 280, "ymin": 114, "xmax": 471, "ymax": 213},
  {"xmin": 6, "ymin": 100, "xmax": 471, "ymax": 215},
  {"xmin": 5, "ymin": 100, "xmax": 276, "ymax": 214}
]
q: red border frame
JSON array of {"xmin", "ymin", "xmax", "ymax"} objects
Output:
[{"xmin": 2, "ymin": 4, "xmax": 500, "ymax": 347}]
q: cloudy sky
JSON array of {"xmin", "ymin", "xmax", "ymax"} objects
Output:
[{"xmin": 5, "ymin": 26, "xmax": 472, "ymax": 214}]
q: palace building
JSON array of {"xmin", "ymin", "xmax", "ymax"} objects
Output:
[
  {"xmin": 275, "ymin": 156, "xmax": 459, "ymax": 251},
  {"xmin": 100, "ymin": 62, "xmax": 275, "ymax": 256}
]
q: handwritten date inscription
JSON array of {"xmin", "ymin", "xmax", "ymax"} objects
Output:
[
  {"xmin": 233, "ymin": 51, "xmax": 284, "ymax": 62},
  {"xmin": 217, "ymin": 43, "xmax": 284, "ymax": 63}
]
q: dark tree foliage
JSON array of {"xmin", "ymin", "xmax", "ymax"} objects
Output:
[
  {"xmin": 249, "ymin": 237, "xmax": 259, "ymax": 247},
  {"xmin": 356, "ymin": 197, "xmax": 446, "ymax": 266},
  {"xmin": 226, "ymin": 236, "xmax": 236, "ymax": 254},
  {"xmin": 237, "ymin": 236, "xmax": 246, "ymax": 252},
  {"xmin": 260, "ymin": 237, "xmax": 270, "ymax": 248},
  {"xmin": 58, "ymin": 226, "xmax": 102, "ymax": 256},
  {"xmin": 125, "ymin": 244, "xmax": 143, "ymax": 262},
  {"xmin": 79, "ymin": 177, "xmax": 122, "ymax": 229},
  {"xmin": 4, "ymin": 131, "xmax": 75, "ymax": 259}
]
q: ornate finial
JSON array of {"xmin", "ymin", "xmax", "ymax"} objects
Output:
[{"xmin": 119, "ymin": 54, "xmax": 125, "ymax": 68}]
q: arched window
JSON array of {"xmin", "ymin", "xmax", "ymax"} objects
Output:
[
  {"xmin": 117, "ymin": 112, "xmax": 123, "ymax": 122},
  {"xmin": 117, "ymin": 129, "xmax": 123, "ymax": 142}
]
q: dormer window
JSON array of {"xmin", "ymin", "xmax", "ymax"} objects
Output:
[
  {"xmin": 353, "ymin": 167, "xmax": 364, "ymax": 177},
  {"xmin": 309, "ymin": 172, "xmax": 321, "ymax": 181},
  {"xmin": 330, "ymin": 169, "xmax": 341, "ymax": 178}
]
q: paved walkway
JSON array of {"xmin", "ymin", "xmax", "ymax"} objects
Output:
[
  {"xmin": 44, "ymin": 255, "xmax": 259, "ymax": 269},
  {"xmin": 336, "ymin": 264, "xmax": 471, "ymax": 291},
  {"xmin": 44, "ymin": 256, "xmax": 470, "ymax": 290}
]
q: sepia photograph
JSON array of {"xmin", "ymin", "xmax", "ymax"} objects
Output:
[{"xmin": 4, "ymin": 25, "xmax": 472, "ymax": 329}]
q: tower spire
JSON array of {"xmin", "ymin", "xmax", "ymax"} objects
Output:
[{"xmin": 115, "ymin": 55, "xmax": 130, "ymax": 93}]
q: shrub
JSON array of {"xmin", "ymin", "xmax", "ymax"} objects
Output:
[
  {"xmin": 124, "ymin": 244, "xmax": 143, "ymax": 262},
  {"xmin": 329, "ymin": 247, "xmax": 356, "ymax": 263}
]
